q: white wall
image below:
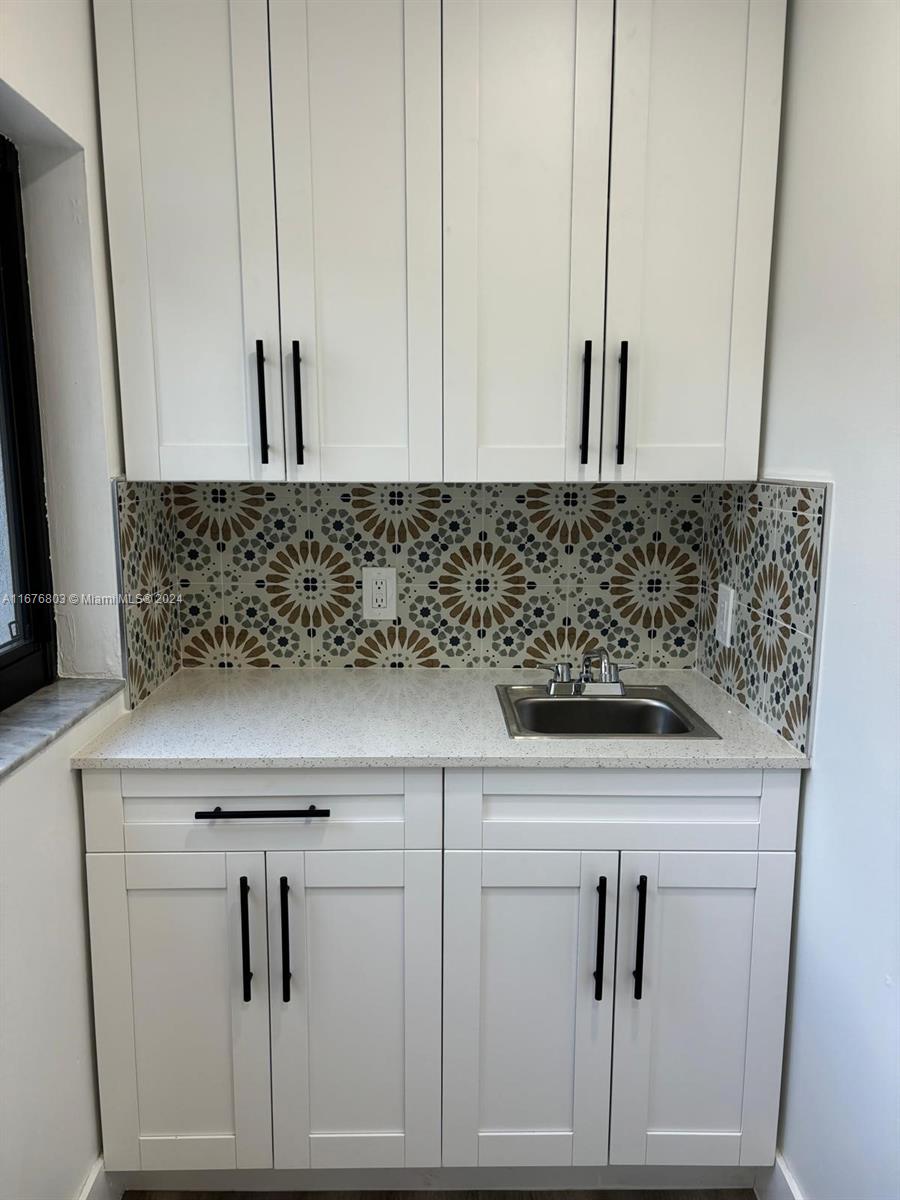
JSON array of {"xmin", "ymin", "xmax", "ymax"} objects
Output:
[
  {"xmin": 0, "ymin": 692, "xmax": 127, "ymax": 1200},
  {"xmin": 760, "ymin": 2, "xmax": 900, "ymax": 1198},
  {"xmin": 0, "ymin": 0, "xmax": 124, "ymax": 677}
]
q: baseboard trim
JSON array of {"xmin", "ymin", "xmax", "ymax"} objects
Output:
[
  {"xmin": 76, "ymin": 1158, "xmax": 124, "ymax": 1200},
  {"xmin": 108, "ymin": 1164, "xmax": 757, "ymax": 1192},
  {"xmin": 756, "ymin": 1153, "xmax": 806, "ymax": 1200}
]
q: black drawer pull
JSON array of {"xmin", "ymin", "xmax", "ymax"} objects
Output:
[
  {"xmin": 615, "ymin": 340, "xmax": 628, "ymax": 466},
  {"xmin": 579, "ymin": 339, "xmax": 592, "ymax": 466},
  {"xmin": 292, "ymin": 339, "xmax": 304, "ymax": 465},
  {"xmin": 633, "ymin": 873, "xmax": 648, "ymax": 1000},
  {"xmin": 239, "ymin": 875, "xmax": 252, "ymax": 1002},
  {"xmin": 280, "ymin": 876, "xmax": 292, "ymax": 1003},
  {"xmin": 194, "ymin": 805, "xmax": 331, "ymax": 820},
  {"xmin": 593, "ymin": 874, "xmax": 607, "ymax": 1001},
  {"xmin": 255, "ymin": 339, "xmax": 268, "ymax": 465}
]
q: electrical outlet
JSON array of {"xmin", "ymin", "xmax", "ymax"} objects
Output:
[
  {"xmin": 715, "ymin": 582, "xmax": 735, "ymax": 647},
  {"xmin": 362, "ymin": 567, "xmax": 397, "ymax": 620}
]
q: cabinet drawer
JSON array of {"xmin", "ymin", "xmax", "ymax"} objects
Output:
[
  {"xmin": 83, "ymin": 769, "xmax": 442, "ymax": 852},
  {"xmin": 445, "ymin": 768, "xmax": 799, "ymax": 852}
]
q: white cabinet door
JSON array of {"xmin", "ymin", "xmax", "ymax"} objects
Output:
[
  {"xmin": 270, "ymin": 0, "xmax": 442, "ymax": 481},
  {"xmin": 442, "ymin": 0, "xmax": 613, "ymax": 481},
  {"xmin": 95, "ymin": 0, "xmax": 284, "ymax": 481},
  {"xmin": 443, "ymin": 850, "xmax": 618, "ymax": 1166},
  {"xmin": 86, "ymin": 853, "xmax": 271, "ymax": 1170},
  {"xmin": 267, "ymin": 850, "xmax": 441, "ymax": 1168},
  {"xmin": 602, "ymin": 0, "xmax": 785, "ymax": 481},
  {"xmin": 610, "ymin": 852, "xmax": 795, "ymax": 1166}
]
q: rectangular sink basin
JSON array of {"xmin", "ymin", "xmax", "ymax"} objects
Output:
[{"xmin": 497, "ymin": 684, "xmax": 720, "ymax": 739}]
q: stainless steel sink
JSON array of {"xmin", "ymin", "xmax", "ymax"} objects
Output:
[{"xmin": 496, "ymin": 684, "xmax": 719, "ymax": 739}]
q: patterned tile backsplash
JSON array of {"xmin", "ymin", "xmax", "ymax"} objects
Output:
[
  {"xmin": 697, "ymin": 482, "xmax": 826, "ymax": 754},
  {"xmin": 115, "ymin": 479, "xmax": 826, "ymax": 753},
  {"xmin": 116, "ymin": 481, "xmax": 180, "ymax": 705}
]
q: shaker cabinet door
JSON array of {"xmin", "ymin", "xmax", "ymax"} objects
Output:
[
  {"xmin": 442, "ymin": 0, "xmax": 613, "ymax": 481},
  {"xmin": 86, "ymin": 852, "xmax": 272, "ymax": 1170},
  {"xmin": 602, "ymin": 0, "xmax": 785, "ymax": 481},
  {"xmin": 270, "ymin": 0, "xmax": 442, "ymax": 481},
  {"xmin": 443, "ymin": 850, "xmax": 618, "ymax": 1166},
  {"xmin": 267, "ymin": 850, "xmax": 442, "ymax": 1168},
  {"xmin": 95, "ymin": 0, "xmax": 284, "ymax": 481},
  {"xmin": 610, "ymin": 851, "xmax": 795, "ymax": 1166}
]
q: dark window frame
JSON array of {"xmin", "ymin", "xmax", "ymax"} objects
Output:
[{"xmin": 0, "ymin": 134, "xmax": 56, "ymax": 710}]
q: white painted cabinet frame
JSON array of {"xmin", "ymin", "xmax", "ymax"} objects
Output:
[
  {"xmin": 442, "ymin": 0, "xmax": 613, "ymax": 481},
  {"xmin": 601, "ymin": 0, "xmax": 786, "ymax": 481},
  {"xmin": 86, "ymin": 850, "xmax": 272, "ymax": 1170},
  {"xmin": 610, "ymin": 850, "xmax": 795, "ymax": 1166},
  {"xmin": 95, "ymin": 0, "xmax": 442, "ymax": 482},
  {"xmin": 443, "ymin": 849, "xmax": 619, "ymax": 1165},
  {"xmin": 442, "ymin": 766, "xmax": 799, "ymax": 1169},
  {"xmin": 94, "ymin": 0, "xmax": 283, "ymax": 481},
  {"xmin": 444, "ymin": 766, "xmax": 800, "ymax": 851},
  {"xmin": 97, "ymin": 0, "xmax": 785, "ymax": 485},
  {"xmin": 84, "ymin": 767, "xmax": 443, "ymax": 1172},
  {"xmin": 267, "ymin": 849, "xmax": 441, "ymax": 1167},
  {"xmin": 83, "ymin": 764, "xmax": 798, "ymax": 1174},
  {"xmin": 270, "ymin": 0, "xmax": 442, "ymax": 481}
]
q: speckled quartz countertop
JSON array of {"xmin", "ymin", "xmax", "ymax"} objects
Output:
[{"xmin": 73, "ymin": 668, "xmax": 806, "ymax": 771}]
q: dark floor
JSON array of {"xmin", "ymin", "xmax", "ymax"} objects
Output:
[{"xmin": 125, "ymin": 1190, "xmax": 756, "ymax": 1200}]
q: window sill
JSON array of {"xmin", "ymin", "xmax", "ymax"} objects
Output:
[{"xmin": 0, "ymin": 678, "xmax": 125, "ymax": 781}]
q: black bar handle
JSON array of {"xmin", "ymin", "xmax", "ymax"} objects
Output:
[
  {"xmin": 579, "ymin": 339, "xmax": 592, "ymax": 466},
  {"xmin": 194, "ymin": 805, "xmax": 331, "ymax": 820},
  {"xmin": 292, "ymin": 340, "xmax": 304, "ymax": 466},
  {"xmin": 633, "ymin": 873, "xmax": 648, "ymax": 1000},
  {"xmin": 280, "ymin": 875, "xmax": 291, "ymax": 1003},
  {"xmin": 255, "ymin": 339, "xmax": 268, "ymax": 465},
  {"xmin": 615, "ymin": 339, "xmax": 628, "ymax": 466},
  {"xmin": 593, "ymin": 875, "xmax": 607, "ymax": 1001},
  {"xmin": 239, "ymin": 875, "xmax": 252, "ymax": 1003}
]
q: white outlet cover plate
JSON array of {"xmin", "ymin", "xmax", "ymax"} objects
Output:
[{"xmin": 362, "ymin": 567, "xmax": 397, "ymax": 621}]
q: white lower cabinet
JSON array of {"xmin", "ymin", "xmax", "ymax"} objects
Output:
[
  {"xmin": 441, "ymin": 849, "xmax": 794, "ymax": 1169},
  {"xmin": 84, "ymin": 766, "xmax": 798, "ymax": 1176},
  {"xmin": 609, "ymin": 851, "xmax": 796, "ymax": 1166},
  {"xmin": 87, "ymin": 852, "xmax": 273, "ymax": 1170},
  {"xmin": 443, "ymin": 850, "xmax": 619, "ymax": 1166},
  {"xmin": 85, "ymin": 768, "xmax": 444, "ymax": 1172},
  {"xmin": 89, "ymin": 848, "xmax": 441, "ymax": 1171},
  {"xmin": 266, "ymin": 850, "xmax": 441, "ymax": 1168}
]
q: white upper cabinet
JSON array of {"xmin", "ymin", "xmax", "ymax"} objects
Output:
[
  {"xmin": 442, "ymin": 0, "xmax": 613, "ymax": 481},
  {"xmin": 601, "ymin": 0, "xmax": 786, "ymax": 482},
  {"xmin": 95, "ymin": 0, "xmax": 284, "ymax": 481},
  {"xmin": 270, "ymin": 0, "xmax": 442, "ymax": 481},
  {"xmin": 96, "ymin": 0, "xmax": 441, "ymax": 483},
  {"xmin": 97, "ymin": 0, "xmax": 784, "ymax": 483}
]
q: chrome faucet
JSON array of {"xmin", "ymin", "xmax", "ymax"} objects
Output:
[{"xmin": 537, "ymin": 652, "xmax": 636, "ymax": 697}]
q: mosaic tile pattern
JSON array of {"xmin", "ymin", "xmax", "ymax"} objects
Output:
[
  {"xmin": 697, "ymin": 481, "xmax": 826, "ymax": 754},
  {"xmin": 115, "ymin": 481, "xmax": 180, "ymax": 706},
  {"xmin": 165, "ymin": 481, "xmax": 706, "ymax": 673},
  {"xmin": 115, "ymin": 479, "xmax": 825, "ymax": 755}
]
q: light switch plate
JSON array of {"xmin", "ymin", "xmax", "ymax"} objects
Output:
[
  {"xmin": 362, "ymin": 567, "xmax": 397, "ymax": 620},
  {"xmin": 715, "ymin": 582, "xmax": 735, "ymax": 647}
]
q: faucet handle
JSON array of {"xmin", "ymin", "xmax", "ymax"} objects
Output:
[
  {"xmin": 581, "ymin": 649, "xmax": 613, "ymax": 683},
  {"xmin": 534, "ymin": 661, "xmax": 573, "ymax": 682}
]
